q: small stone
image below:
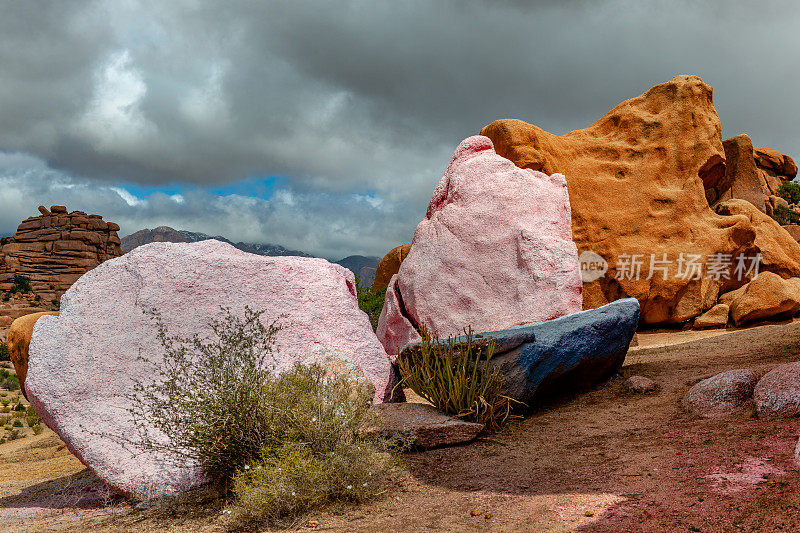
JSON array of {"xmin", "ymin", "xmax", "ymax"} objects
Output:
[
  {"xmin": 470, "ymin": 509, "xmax": 483, "ymax": 517},
  {"xmin": 585, "ymin": 510, "xmax": 595, "ymax": 517},
  {"xmin": 485, "ymin": 512, "xmax": 494, "ymax": 519},
  {"xmin": 368, "ymin": 403, "xmax": 484, "ymax": 448},
  {"xmin": 624, "ymin": 375, "xmax": 656, "ymax": 394},
  {"xmin": 306, "ymin": 520, "xmax": 320, "ymax": 529}
]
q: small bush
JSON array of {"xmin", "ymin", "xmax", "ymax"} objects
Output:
[
  {"xmin": 0, "ymin": 399, "xmax": 9, "ymax": 407},
  {"xmin": 778, "ymin": 180, "xmax": 800, "ymax": 205},
  {"xmin": 51, "ymin": 298, "xmax": 59, "ymax": 307},
  {"xmin": 355, "ymin": 277, "xmax": 385, "ymax": 332},
  {"xmin": 32, "ymin": 424, "xmax": 44, "ymax": 435},
  {"xmin": 12, "ymin": 420, "xmax": 22, "ymax": 428},
  {"xmin": 7, "ymin": 429, "xmax": 21, "ymax": 441},
  {"xmin": 26, "ymin": 415, "xmax": 40, "ymax": 427},
  {"xmin": 773, "ymin": 204, "xmax": 800, "ymax": 226},
  {"xmin": 2, "ymin": 376, "xmax": 19, "ymax": 392},
  {"xmin": 13, "ymin": 403, "xmax": 24, "ymax": 412},
  {"xmin": 396, "ymin": 327, "xmax": 517, "ymax": 431},
  {"xmin": 0, "ymin": 407, "xmax": 9, "ymax": 414},
  {"xmin": 10, "ymin": 275, "xmax": 31, "ymax": 294},
  {"xmin": 1, "ymin": 293, "xmax": 9, "ymax": 302},
  {"xmin": 122, "ymin": 306, "xmax": 397, "ymax": 524},
  {"xmin": 0, "ymin": 343, "xmax": 8, "ymax": 362},
  {"xmin": 231, "ymin": 364, "xmax": 397, "ymax": 523}
]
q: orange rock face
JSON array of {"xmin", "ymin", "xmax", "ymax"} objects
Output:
[
  {"xmin": 0, "ymin": 206, "xmax": 123, "ymax": 300},
  {"xmin": 481, "ymin": 76, "xmax": 760, "ymax": 325},
  {"xmin": 7, "ymin": 311, "xmax": 58, "ymax": 396},
  {"xmin": 370, "ymin": 243, "xmax": 412, "ymax": 292}
]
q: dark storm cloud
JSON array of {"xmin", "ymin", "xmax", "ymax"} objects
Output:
[{"xmin": 0, "ymin": 0, "xmax": 798, "ymax": 255}]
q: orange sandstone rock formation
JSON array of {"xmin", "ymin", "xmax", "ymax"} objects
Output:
[
  {"xmin": 0, "ymin": 206, "xmax": 123, "ymax": 300},
  {"xmin": 370, "ymin": 243, "xmax": 412, "ymax": 292},
  {"xmin": 482, "ymin": 75, "xmax": 766, "ymax": 325},
  {"xmin": 7, "ymin": 311, "xmax": 58, "ymax": 396}
]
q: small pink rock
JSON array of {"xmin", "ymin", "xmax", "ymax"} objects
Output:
[
  {"xmin": 378, "ymin": 135, "xmax": 582, "ymax": 353},
  {"xmin": 25, "ymin": 240, "xmax": 393, "ymax": 499}
]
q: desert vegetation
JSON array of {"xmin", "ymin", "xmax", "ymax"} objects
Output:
[
  {"xmin": 356, "ymin": 276, "xmax": 385, "ymax": 331},
  {"xmin": 396, "ymin": 327, "xmax": 516, "ymax": 431},
  {"xmin": 122, "ymin": 307, "xmax": 399, "ymax": 525}
]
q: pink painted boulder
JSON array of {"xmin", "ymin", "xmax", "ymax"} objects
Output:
[
  {"xmin": 377, "ymin": 135, "xmax": 582, "ymax": 354},
  {"xmin": 25, "ymin": 240, "xmax": 393, "ymax": 499},
  {"xmin": 754, "ymin": 362, "xmax": 800, "ymax": 418}
]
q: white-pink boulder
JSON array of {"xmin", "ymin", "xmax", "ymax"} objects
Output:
[
  {"xmin": 25, "ymin": 240, "xmax": 393, "ymax": 499},
  {"xmin": 377, "ymin": 135, "xmax": 582, "ymax": 354}
]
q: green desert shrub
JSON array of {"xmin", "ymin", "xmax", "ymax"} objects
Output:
[
  {"xmin": 773, "ymin": 204, "xmax": 800, "ymax": 226},
  {"xmin": 231, "ymin": 365, "xmax": 397, "ymax": 523},
  {"xmin": 26, "ymin": 415, "xmax": 40, "ymax": 427},
  {"xmin": 396, "ymin": 327, "xmax": 517, "ymax": 431},
  {"xmin": 355, "ymin": 277, "xmax": 385, "ymax": 331},
  {"xmin": 778, "ymin": 180, "xmax": 800, "ymax": 205},
  {"xmin": 11, "ymin": 419, "xmax": 22, "ymax": 428},
  {"xmin": 124, "ymin": 306, "xmax": 397, "ymax": 522},
  {"xmin": 9, "ymin": 275, "xmax": 31, "ymax": 294},
  {"xmin": 0, "ymin": 343, "xmax": 8, "ymax": 362},
  {"xmin": 32, "ymin": 424, "xmax": 44, "ymax": 435}
]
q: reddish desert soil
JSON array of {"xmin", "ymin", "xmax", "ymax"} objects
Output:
[{"xmin": 3, "ymin": 320, "xmax": 800, "ymax": 532}]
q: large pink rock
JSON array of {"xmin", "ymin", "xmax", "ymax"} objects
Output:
[
  {"xmin": 377, "ymin": 135, "xmax": 582, "ymax": 353},
  {"xmin": 25, "ymin": 240, "xmax": 392, "ymax": 499}
]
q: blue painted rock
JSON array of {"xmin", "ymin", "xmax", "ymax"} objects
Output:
[{"xmin": 399, "ymin": 298, "xmax": 640, "ymax": 406}]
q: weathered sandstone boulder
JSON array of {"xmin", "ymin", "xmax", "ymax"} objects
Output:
[
  {"xmin": 399, "ymin": 299, "xmax": 639, "ymax": 406},
  {"xmin": 482, "ymin": 76, "xmax": 761, "ymax": 325},
  {"xmin": 715, "ymin": 199, "xmax": 800, "ymax": 279},
  {"xmin": 714, "ymin": 135, "xmax": 765, "ymax": 211},
  {"xmin": 693, "ymin": 303, "xmax": 729, "ymax": 329},
  {"xmin": 753, "ymin": 362, "xmax": 800, "ymax": 418},
  {"xmin": 368, "ymin": 402, "xmax": 484, "ymax": 448},
  {"xmin": 377, "ymin": 135, "xmax": 582, "ymax": 350},
  {"xmin": 683, "ymin": 369, "xmax": 761, "ymax": 417},
  {"xmin": 7, "ymin": 311, "xmax": 58, "ymax": 396},
  {"xmin": 783, "ymin": 224, "xmax": 800, "ymax": 242},
  {"xmin": 370, "ymin": 243, "xmax": 411, "ymax": 293},
  {"xmin": 25, "ymin": 240, "xmax": 393, "ymax": 498},
  {"xmin": 0, "ymin": 206, "xmax": 123, "ymax": 301},
  {"xmin": 718, "ymin": 272, "xmax": 800, "ymax": 326}
]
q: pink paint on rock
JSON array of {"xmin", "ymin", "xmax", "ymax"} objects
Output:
[
  {"xmin": 25, "ymin": 240, "xmax": 393, "ymax": 499},
  {"xmin": 377, "ymin": 135, "xmax": 582, "ymax": 353},
  {"xmin": 376, "ymin": 274, "xmax": 422, "ymax": 356}
]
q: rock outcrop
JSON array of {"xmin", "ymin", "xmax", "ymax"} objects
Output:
[
  {"xmin": 7, "ymin": 311, "xmax": 58, "ymax": 396},
  {"xmin": 693, "ymin": 303, "xmax": 729, "ymax": 329},
  {"xmin": 377, "ymin": 135, "xmax": 582, "ymax": 350},
  {"xmin": 25, "ymin": 240, "xmax": 394, "ymax": 498},
  {"xmin": 399, "ymin": 299, "xmax": 639, "ymax": 406},
  {"xmin": 481, "ymin": 75, "xmax": 800, "ymax": 326},
  {"xmin": 0, "ymin": 206, "xmax": 123, "ymax": 300},
  {"xmin": 713, "ymin": 135, "xmax": 765, "ymax": 211},
  {"xmin": 683, "ymin": 369, "xmax": 761, "ymax": 417},
  {"xmin": 370, "ymin": 243, "xmax": 411, "ymax": 293},
  {"xmin": 719, "ymin": 272, "xmax": 800, "ymax": 326}
]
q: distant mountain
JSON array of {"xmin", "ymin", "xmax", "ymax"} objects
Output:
[
  {"xmin": 120, "ymin": 226, "xmax": 379, "ymax": 284},
  {"xmin": 335, "ymin": 255, "xmax": 379, "ymax": 286},
  {"xmin": 176, "ymin": 230, "xmax": 314, "ymax": 258}
]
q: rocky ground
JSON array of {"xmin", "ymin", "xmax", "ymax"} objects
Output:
[{"xmin": 3, "ymin": 320, "xmax": 800, "ymax": 532}]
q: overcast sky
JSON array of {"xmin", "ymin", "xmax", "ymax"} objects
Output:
[{"xmin": 0, "ymin": 1, "xmax": 798, "ymax": 259}]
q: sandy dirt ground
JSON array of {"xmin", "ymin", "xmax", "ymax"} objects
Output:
[{"xmin": 3, "ymin": 319, "xmax": 800, "ymax": 532}]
